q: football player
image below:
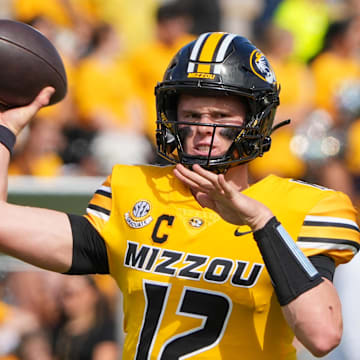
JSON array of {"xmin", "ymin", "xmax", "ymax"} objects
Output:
[{"xmin": 0, "ymin": 32, "xmax": 359, "ymax": 360}]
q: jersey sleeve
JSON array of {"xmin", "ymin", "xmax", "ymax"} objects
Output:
[
  {"xmin": 84, "ymin": 174, "xmax": 112, "ymax": 234},
  {"xmin": 297, "ymin": 190, "xmax": 360, "ymax": 266},
  {"xmin": 64, "ymin": 174, "xmax": 113, "ymax": 275}
]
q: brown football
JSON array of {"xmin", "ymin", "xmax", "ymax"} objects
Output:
[{"xmin": 0, "ymin": 19, "xmax": 67, "ymax": 110}]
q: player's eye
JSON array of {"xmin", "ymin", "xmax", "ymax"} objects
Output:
[
  {"xmin": 183, "ymin": 112, "xmax": 200, "ymax": 120},
  {"xmin": 215, "ymin": 113, "xmax": 229, "ymax": 119},
  {"xmin": 211, "ymin": 112, "xmax": 232, "ymax": 122}
]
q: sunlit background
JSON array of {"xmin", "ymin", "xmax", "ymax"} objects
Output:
[{"xmin": 0, "ymin": 1, "xmax": 359, "ymax": 359}]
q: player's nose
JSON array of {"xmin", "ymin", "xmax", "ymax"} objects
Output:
[{"xmin": 193, "ymin": 124, "xmax": 217, "ymax": 142}]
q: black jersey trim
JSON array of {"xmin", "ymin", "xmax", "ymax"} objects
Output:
[
  {"xmin": 96, "ymin": 189, "xmax": 112, "ymax": 198},
  {"xmin": 65, "ymin": 214, "xmax": 109, "ymax": 275},
  {"xmin": 309, "ymin": 254, "xmax": 335, "ymax": 281},
  {"xmin": 298, "ymin": 237, "xmax": 360, "ymax": 252},
  {"xmin": 303, "ymin": 220, "xmax": 360, "ymax": 232},
  {"xmin": 88, "ymin": 203, "xmax": 110, "ymax": 216}
]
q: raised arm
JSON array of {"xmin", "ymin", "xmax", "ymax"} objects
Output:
[
  {"xmin": 0, "ymin": 87, "xmax": 73, "ymax": 273},
  {"xmin": 174, "ymin": 163, "xmax": 343, "ymax": 357}
]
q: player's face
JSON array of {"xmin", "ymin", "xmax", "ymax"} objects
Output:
[{"xmin": 177, "ymin": 94, "xmax": 246, "ymax": 157}]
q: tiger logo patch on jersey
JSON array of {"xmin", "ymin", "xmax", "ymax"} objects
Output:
[{"xmin": 188, "ymin": 217, "xmax": 204, "ymax": 228}]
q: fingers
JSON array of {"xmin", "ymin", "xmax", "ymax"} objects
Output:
[
  {"xmin": 195, "ymin": 192, "xmax": 215, "ymax": 209},
  {"xmin": 174, "ymin": 164, "xmax": 220, "ymax": 193},
  {"xmin": 173, "ymin": 165, "xmax": 201, "ymax": 190},
  {"xmin": 0, "ymin": 87, "xmax": 55, "ymax": 135},
  {"xmin": 218, "ymin": 173, "xmax": 235, "ymax": 197},
  {"xmin": 29, "ymin": 87, "xmax": 55, "ymax": 113},
  {"xmin": 174, "ymin": 164, "xmax": 242, "ymax": 208},
  {"xmin": 192, "ymin": 164, "xmax": 225, "ymax": 194}
]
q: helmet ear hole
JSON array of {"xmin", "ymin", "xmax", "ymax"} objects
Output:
[
  {"xmin": 156, "ymin": 127, "xmax": 177, "ymax": 154},
  {"xmin": 241, "ymin": 140, "xmax": 256, "ymax": 156},
  {"xmin": 261, "ymin": 136, "xmax": 271, "ymax": 153},
  {"xmin": 165, "ymin": 129, "xmax": 177, "ymax": 153}
]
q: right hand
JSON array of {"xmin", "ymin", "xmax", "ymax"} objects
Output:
[
  {"xmin": 174, "ymin": 163, "xmax": 273, "ymax": 231},
  {"xmin": 0, "ymin": 87, "xmax": 55, "ymax": 135}
]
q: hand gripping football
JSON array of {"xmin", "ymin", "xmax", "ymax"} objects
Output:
[{"xmin": 0, "ymin": 19, "xmax": 67, "ymax": 110}]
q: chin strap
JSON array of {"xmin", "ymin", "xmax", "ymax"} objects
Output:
[{"xmin": 271, "ymin": 119, "xmax": 291, "ymax": 134}]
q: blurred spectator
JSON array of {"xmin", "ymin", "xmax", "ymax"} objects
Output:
[
  {"xmin": 89, "ymin": 0, "xmax": 159, "ymax": 54},
  {"xmin": 273, "ymin": 0, "xmax": 331, "ymax": 63},
  {"xmin": 310, "ymin": 16, "xmax": 360, "ymax": 121},
  {"xmin": 88, "ymin": 131, "xmax": 154, "ymax": 175},
  {"xmin": 305, "ymin": 16, "xmax": 360, "ymax": 198},
  {"xmin": 128, "ymin": 1, "xmax": 194, "ymax": 146},
  {"xmin": 2, "ymin": 272, "xmax": 64, "ymax": 351},
  {"xmin": 59, "ymin": 127, "xmax": 98, "ymax": 176},
  {"xmin": 12, "ymin": 0, "xmax": 161, "ymax": 55},
  {"xmin": 9, "ymin": 117, "xmax": 65, "ymax": 177},
  {"xmin": 0, "ymin": 300, "xmax": 41, "ymax": 359},
  {"xmin": 73, "ymin": 22, "xmax": 153, "ymax": 172},
  {"xmin": 260, "ymin": 25, "xmax": 315, "ymax": 128},
  {"xmin": 252, "ymin": 0, "xmax": 284, "ymax": 41},
  {"xmin": 24, "ymin": 15, "xmax": 96, "ymax": 176},
  {"xmin": 74, "ymin": 23, "xmax": 145, "ymax": 133},
  {"xmin": 53, "ymin": 275, "xmax": 118, "ymax": 360},
  {"xmin": 338, "ymin": 80, "xmax": 360, "ymax": 204},
  {"xmin": 25, "ymin": 16, "xmax": 81, "ymax": 129},
  {"xmin": 249, "ymin": 24, "xmax": 313, "ymax": 180},
  {"xmin": 220, "ymin": 0, "xmax": 263, "ymax": 39},
  {"xmin": 12, "ymin": 0, "xmax": 100, "ymax": 30},
  {"xmin": 13, "ymin": 0, "xmax": 100, "ymax": 62},
  {"xmin": 180, "ymin": 0, "xmax": 222, "ymax": 35},
  {"xmin": 345, "ymin": 113, "xmax": 360, "ymax": 204},
  {"xmin": 16, "ymin": 331, "xmax": 53, "ymax": 360},
  {"xmin": 91, "ymin": 275, "xmax": 119, "ymax": 315},
  {"xmin": 345, "ymin": 0, "xmax": 360, "ymax": 16}
]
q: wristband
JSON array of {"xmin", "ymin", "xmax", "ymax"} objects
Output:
[
  {"xmin": 253, "ymin": 216, "xmax": 323, "ymax": 306},
  {"xmin": 0, "ymin": 125, "xmax": 16, "ymax": 155}
]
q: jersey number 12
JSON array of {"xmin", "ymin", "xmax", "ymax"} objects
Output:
[{"xmin": 135, "ymin": 280, "xmax": 232, "ymax": 359}]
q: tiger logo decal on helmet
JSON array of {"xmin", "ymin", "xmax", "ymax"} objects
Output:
[{"xmin": 250, "ymin": 50, "xmax": 276, "ymax": 84}]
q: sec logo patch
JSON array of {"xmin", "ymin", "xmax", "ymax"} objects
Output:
[{"xmin": 125, "ymin": 200, "xmax": 153, "ymax": 229}]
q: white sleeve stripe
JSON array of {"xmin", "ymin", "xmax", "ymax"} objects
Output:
[
  {"xmin": 86, "ymin": 207, "xmax": 110, "ymax": 221},
  {"xmin": 99, "ymin": 185, "xmax": 111, "ymax": 194},
  {"xmin": 304, "ymin": 215, "xmax": 359, "ymax": 229},
  {"xmin": 298, "ymin": 241, "xmax": 358, "ymax": 255}
]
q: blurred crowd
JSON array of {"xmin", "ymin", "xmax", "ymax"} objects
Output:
[
  {"xmin": 0, "ymin": 271, "xmax": 119, "ymax": 360},
  {"xmin": 0, "ymin": 0, "xmax": 360, "ymax": 359}
]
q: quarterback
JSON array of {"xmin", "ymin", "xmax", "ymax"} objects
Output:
[{"xmin": 0, "ymin": 32, "xmax": 359, "ymax": 360}]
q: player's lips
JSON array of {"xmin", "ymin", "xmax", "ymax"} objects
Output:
[{"xmin": 191, "ymin": 144, "xmax": 222, "ymax": 156}]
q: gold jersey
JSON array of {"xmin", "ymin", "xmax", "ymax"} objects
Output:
[{"xmin": 84, "ymin": 164, "xmax": 360, "ymax": 360}]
